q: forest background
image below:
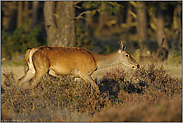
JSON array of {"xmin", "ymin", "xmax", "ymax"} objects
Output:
[{"xmin": 1, "ymin": 1, "xmax": 182, "ymax": 61}]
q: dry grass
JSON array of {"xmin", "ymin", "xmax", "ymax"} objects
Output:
[
  {"xmin": 91, "ymin": 94, "xmax": 182, "ymax": 122},
  {"xmin": 1, "ymin": 59, "xmax": 182, "ymax": 122}
]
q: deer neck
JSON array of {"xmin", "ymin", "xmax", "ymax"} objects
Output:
[{"xmin": 93, "ymin": 50, "xmax": 121, "ymax": 69}]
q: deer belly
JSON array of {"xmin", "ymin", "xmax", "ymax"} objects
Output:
[{"xmin": 49, "ymin": 65, "xmax": 80, "ymax": 77}]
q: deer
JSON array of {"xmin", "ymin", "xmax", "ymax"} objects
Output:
[{"xmin": 18, "ymin": 41, "xmax": 139, "ymax": 93}]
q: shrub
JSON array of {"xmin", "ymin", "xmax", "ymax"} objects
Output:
[
  {"xmin": 1, "ymin": 73, "xmax": 113, "ymax": 121},
  {"xmin": 91, "ymin": 94, "xmax": 182, "ymax": 122},
  {"xmin": 132, "ymin": 63, "xmax": 182, "ymax": 102},
  {"xmin": 1, "ymin": 26, "xmax": 44, "ymax": 60},
  {"xmin": 1, "ymin": 63, "xmax": 182, "ymax": 121},
  {"xmin": 99, "ymin": 68, "xmax": 126, "ymax": 98},
  {"xmin": 116, "ymin": 63, "xmax": 182, "ymax": 105}
]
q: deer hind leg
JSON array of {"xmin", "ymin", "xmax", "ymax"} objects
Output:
[
  {"xmin": 29, "ymin": 68, "xmax": 48, "ymax": 89},
  {"xmin": 18, "ymin": 63, "xmax": 35, "ymax": 87},
  {"xmin": 29, "ymin": 55, "xmax": 49, "ymax": 89}
]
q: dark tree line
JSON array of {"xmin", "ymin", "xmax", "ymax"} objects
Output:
[{"xmin": 1, "ymin": 1, "xmax": 182, "ymax": 54}]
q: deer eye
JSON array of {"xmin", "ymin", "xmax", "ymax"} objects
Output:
[{"xmin": 126, "ymin": 54, "xmax": 129, "ymax": 57}]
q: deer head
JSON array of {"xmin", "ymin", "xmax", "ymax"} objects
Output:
[{"xmin": 118, "ymin": 41, "xmax": 140, "ymax": 69}]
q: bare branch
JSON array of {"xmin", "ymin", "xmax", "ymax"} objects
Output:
[
  {"xmin": 105, "ymin": 19, "xmax": 117, "ymax": 26},
  {"xmin": 108, "ymin": 2, "xmax": 124, "ymax": 8},
  {"xmin": 74, "ymin": 1, "xmax": 82, "ymax": 9},
  {"xmin": 129, "ymin": 10, "xmax": 137, "ymax": 18},
  {"xmin": 121, "ymin": 22, "xmax": 137, "ymax": 28},
  {"xmin": 74, "ymin": 10, "xmax": 92, "ymax": 20},
  {"xmin": 74, "ymin": 1, "xmax": 82, "ymax": 5},
  {"xmin": 129, "ymin": 1, "xmax": 137, "ymax": 7}
]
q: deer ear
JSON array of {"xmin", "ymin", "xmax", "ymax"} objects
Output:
[
  {"xmin": 123, "ymin": 43, "xmax": 126, "ymax": 50},
  {"xmin": 119, "ymin": 41, "xmax": 126, "ymax": 51},
  {"xmin": 119, "ymin": 41, "xmax": 123, "ymax": 49}
]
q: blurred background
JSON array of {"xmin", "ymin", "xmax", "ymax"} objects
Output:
[{"xmin": 1, "ymin": 1, "xmax": 182, "ymax": 63}]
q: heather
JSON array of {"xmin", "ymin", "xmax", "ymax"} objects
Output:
[{"xmin": 1, "ymin": 63, "xmax": 182, "ymax": 122}]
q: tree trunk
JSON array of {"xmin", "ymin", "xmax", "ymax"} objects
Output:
[
  {"xmin": 124, "ymin": 2, "xmax": 133, "ymax": 41},
  {"xmin": 44, "ymin": 1, "xmax": 76, "ymax": 47},
  {"xmin": 94, "ymin": 2, "xmax": 108, "ymax": 37},
  {"xmin": 178, "ymin": 4, "xmax": 182, "ymax": 49},
  {"xmin": 157, "ymin": 2, "xmax": 169, "ymax": 49},
  {"xmin": 44, "ymin": 1, "xmax": 58, "ymax": 46},
  {"xmin": 85, "ymin": 11, "xmax": 93, "ymax": 31},
  {"xmin": 58, "ymin": 1, "xmax": 76, "ymax": 47},
  {"xmin": 31, "ymin": 1, "xmax": 39, "ymax": 29},
  {"xmin": 172, "ymin": 4, "xmax": 182, "ymax": 51},
  {"xmin": 2, "ymin": 2, "xmax": 17, "ymax": 33},
  {"xmin": 24, "ymin": 1, "xmax": 29, "ymax": 32},
  {"xmin": 126, "ymin": 2, "xmax": 132, "ymax": 32},
  {"xmin": 24, "ymin": 1, "xmax": 29, "ymax": 22},
  {"xmin": 156, "ymin": 2, "xmax": 169, "ymax": 61},
  {"xmin": 136, "ymin": 2, "xmax": 148, "ymax": 51},
  {"xmin": 17, "ymin": 1, "xmax": 23, "ymax": 28}
]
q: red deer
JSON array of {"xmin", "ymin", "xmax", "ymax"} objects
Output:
[{"xmin": 18, "ymin": 41, "xmax": 139, "ymax": 93}]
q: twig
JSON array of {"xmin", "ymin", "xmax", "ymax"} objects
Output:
[
  {"xmin": 74, "ymin": 1, "xmax": 82, "ymax": 9},
  {"xmin": 108, "ymin": 1, "xmax": 124, "ymax": 8},
  {"xmin": 74, "ymin": 10, "xmax": 93, "ymax": 20},
  {"xmin": 129, "ymin": 1, "xmax": 137, "ymax": 7},
  {"xmin": 129, "ymin": 10, "xmax": 137, "ymax": 18}
]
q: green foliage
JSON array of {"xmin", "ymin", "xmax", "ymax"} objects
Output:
[
  {"xmin": 81, "ymin": 1, "xmax": 121, "ymax": 16},
  {"xmin": 173, "ymin": 50, "xmax": 182, "ymax": 58},
  {"xmin": 102, "ymin": 45, "xmax": 115, "ymax": 55},
  {"xmin": 108, "ymin": 2, "xmax": 120, "ymax": 15},
  {"xmin": 75, "ymin": 24, "xmax": 94, "ymax": 50},
  {"xmin": 1, "ymin": 26, "xmax": 42, "ymax": 59}
]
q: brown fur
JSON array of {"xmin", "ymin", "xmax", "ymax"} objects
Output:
[
  {"xmin": 32, "ymin": 46, "xmax": 97, "ymax": 76},
  {"xmin": 18, "ymin": 42, "xmax": 139, "ymax": 93},
  {"xmin": 25, "ymin": 49, "xmax": 31, "ymax": 63}
]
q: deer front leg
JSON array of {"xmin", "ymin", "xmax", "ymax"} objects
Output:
[{"xmin": 80, "ymin": 74, "xmax": 100, "ymax": 94}]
